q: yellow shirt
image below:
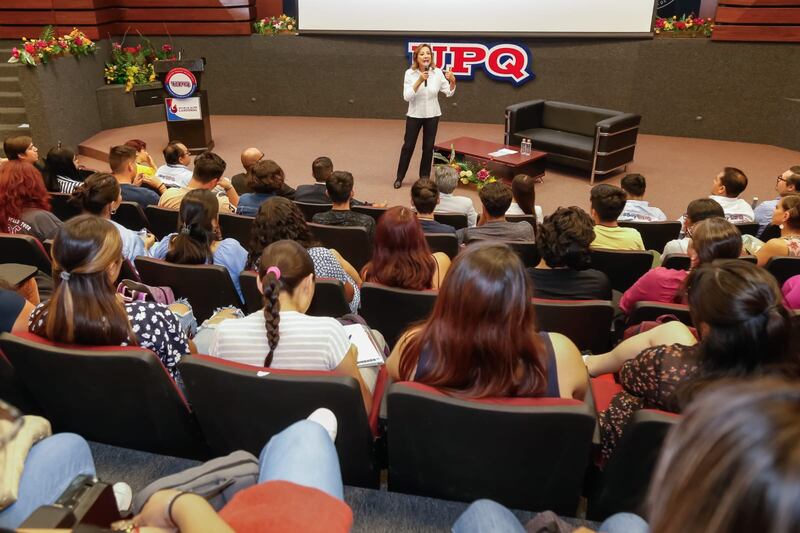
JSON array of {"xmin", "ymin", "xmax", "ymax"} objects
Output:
[
  {"xmin": 591, "ymin": 225, "xmax": 645, "ymax": 251},
  {"xmin": 136, "ymin": 163, "xmax": 155, "ymax": 178},
  {"xmin": 158, "ymin": 186, "xmax": 235, "ymax": 213}
]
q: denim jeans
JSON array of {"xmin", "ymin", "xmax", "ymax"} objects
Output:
[
  {"xmin": 257, "ymin": 420, "xmax": 343, "ymax": 500},
  {"xmin": 598, "ymin": 512, "xmax": 649, "ymax": 533},
  {"xmin": 0, "ymin": 433, "xmax": 96, "ymax": 529}
]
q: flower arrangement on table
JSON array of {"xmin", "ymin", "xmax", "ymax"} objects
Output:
[
  {"xmin": 254, "ymin": 14, "xmax": 298, "ymax": 35},
  {"xmin": 8, "ymin": 26, "xmax": 96, "ymax": 66},
  {"xmin": 654, "ymin": 14, "xmax": 713, "ymax": 37},
  {"xmin": 104, "ymin": 38, "xmax": 176, "ymax": 92},
  {"xmin": 433, "ymin": 146, "xmax": 498, "ymax": 189}
]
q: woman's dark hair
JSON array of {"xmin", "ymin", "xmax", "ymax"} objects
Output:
[
  {"xmin": 0, "ymin": 160, "xmax": 51, "ymax": 232},
  {"xmin": 647, "ymin": 378, "xmax": 800, "ymax": 533},
  {"xmin": 778, "ymin": 194, "xmax": 800, "ymax": 230},
  {"xmin": 363, "ymin": 207, "xmax": 435, "ymax": 291},
  {"xmin": 536, "ymin": 206, "xmax": 595, "ymax": 270},
  {"xmin": 258, "ymin": 240, "xmax": 315, "ymax": 366},
  {"xmin": 3, "ymin": 135, "xmax": 32, "ymax": 161},
  {"xmin": 69, "ymin": 173, "xmax": 120, "ymax": 216},
  {"xmin": 398, "ymin": 242, "xmax": 548, "ymax": 398},
  {"xmin": 247, "ymin": 160, "xmax": 285, "ymax": 194},
  {"xmin": 248, "ymin": 197, "xmax": 318, "ymax": 269},
  {"xmin": 689, "ymin": 217, "xmax": 742, "ymax": 265},
  {"xmin": 511, "ymin": 174, "xmax": 536, "ymax": 216},
  {"xmin": 166, "ymin": 189, "xmax": 219, "ymax": 265},
  {"xmin": 29, "ymin": 215, "xmax": 134, "ymax": 346},
  {"xmin": 43, "ymin": 147, "xmax": 81, "ymax": 192}
]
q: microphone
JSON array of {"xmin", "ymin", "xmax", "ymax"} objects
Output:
[{"xmin": 424, "ymin": 63, "xmax": 428, "ymax": 87}]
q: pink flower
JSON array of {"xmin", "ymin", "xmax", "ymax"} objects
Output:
[
  {"xmin": 675, "ymin": 21, "xmax": 686, "ymax": 30},
  {"xmin": 477, "ymin": 168, "xmax": 490, "ymax": 181},
  {"xmin": 162, "ymin": 43, "xmax": 172, "ymax": 53},
  {"xmin": 11, "ymin": 47, "xmax": 19, "ymax": 58},
  {"xmin": 655, "ymin": 19, "xmax": 665, "ymax": 29},
  {"xmin": 112, "ymin": 42, "xmax": 122, "ymax": 50},
  {"xmin": 74, "ymin": 36, "xmax": 83, "ymax": 46}
]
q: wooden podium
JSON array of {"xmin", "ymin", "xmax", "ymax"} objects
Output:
[{"xmin": 154, "ymin": 59, "xmax": 213, "ymax": 154}]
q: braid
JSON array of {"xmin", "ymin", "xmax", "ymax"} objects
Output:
[{"xmin": 262, "ymin": 276, "xmax": 281, "ymax": 366}]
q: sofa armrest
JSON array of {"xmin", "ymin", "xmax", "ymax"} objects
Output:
[
  {"xmin": 596, "ymin": 113, "xmax": 641, "ymax": 134},
  {"xmin": 505, "ymin": 100, "xmax": 545, "ymax": 144}
]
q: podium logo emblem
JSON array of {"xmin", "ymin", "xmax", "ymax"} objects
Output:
[{"xmin": 165, "ymin": 67, "xmax": 197, "ymax": 98}]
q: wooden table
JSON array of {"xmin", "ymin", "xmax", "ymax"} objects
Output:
[{"xmin": 433, "ymin": 136, "xmax": 546, "ymax": 182}]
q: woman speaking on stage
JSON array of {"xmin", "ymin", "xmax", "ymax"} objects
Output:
[{"xmin": 394, "ymin": 44, "xmax": 456, "ymax": 189}]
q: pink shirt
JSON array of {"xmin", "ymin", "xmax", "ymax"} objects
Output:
[
  {"xmin": 620, "ymin": 267, "xmax": 689, "ymax": 314},
  {"xmin": 782, "ymin": 275, "xmax": 800, "ymax": 310}
]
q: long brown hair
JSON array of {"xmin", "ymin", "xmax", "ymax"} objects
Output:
[
  {"xmin": 511, "ymin": 174, "xmax": 536, "ymax": 216},
  {"xmin": 166, "ymin": 189, "xmax": 219, "ymax": 265},
  {"xmin": 69, "ymin": 172, "xmax": 120, "ymax": 216},
  {"xmin": 29, "ymin": 215, "xmax": 135, "ymax": 346},
  {"xmin": 398, "ymin": 242, "xmax": 548, "ymax": 398},
  {"xmin": 362, "ymin": 206, "xmax": 435, "ymax": 290}
]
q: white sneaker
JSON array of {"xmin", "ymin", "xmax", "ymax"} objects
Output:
[
  {"xmin": 112, "ymin": 482, "xmax": 133, "ymax": 514},
  {"xmin": 307, "ymin": 408, "xmax": 338, "ymax": 443}
]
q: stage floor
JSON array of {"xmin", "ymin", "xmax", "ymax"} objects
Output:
[{"xmin": 78, "ymin": 115, "xmax": 800, "ymax": 220}]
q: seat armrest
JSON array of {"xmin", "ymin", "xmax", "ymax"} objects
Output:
[
  {"xmin": 369, "ymin": 366, "xmax": 389, "ymax": 437},
  {"xmin": 505, "ymin": 100, "xmax": 545, "ymax": 142},
  {"xmin": 596, "ymin": 113, "xmax": 641, "ymax": 134}
]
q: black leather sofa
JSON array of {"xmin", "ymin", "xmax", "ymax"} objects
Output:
[{"xmin": 504, "ymin": 100, "xmax": 641, "ymax": 183}]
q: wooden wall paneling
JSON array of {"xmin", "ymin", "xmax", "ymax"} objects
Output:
[
  {"xmin": 254, "ymin": 0, "xmax": 282, "ymax": 20},
  {"xmin": 712, "ymin": 25, "xmax": 800, "ymax": 40},
  {"xmin": 1, "ymin": 11, "xmax": 58, "ymax": 26},
  {"xmin": 717, "ymin": 0, "xmax": 800, "ymax": 5},
  {"xmin": 716, "ymin": 6, "xmax": 800, "ymax": 22}
]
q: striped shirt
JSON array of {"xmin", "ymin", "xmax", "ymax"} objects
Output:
[
  {"xmin": 57, "ymin": 175, "xmax": 82, "ymax": 194},
  {"xmin": 209, "ymin": 310, "xmax": 351, "ymax": 371}
]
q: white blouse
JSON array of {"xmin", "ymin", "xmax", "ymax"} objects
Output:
[{"xmin": 403, "ymin": 67, "xmax": 456, "ymax": 119}]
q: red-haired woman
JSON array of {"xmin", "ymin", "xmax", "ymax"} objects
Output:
[
  {"xmin": 360, "ymin": 206, "xmax": 450, "ymax": 290},
  {"xmin": 0, "ymin": 159, "xmax": 62, "ymax": 242},
  {"xmin": 386, "ymin": 241, "xmax": 587, "ymax": 399}
]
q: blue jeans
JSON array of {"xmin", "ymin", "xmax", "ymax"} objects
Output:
[
  {"xmin": 599, "ymin": 512, "xmax": 649, "ymax": 533},
  {"xmin": 257, "ymin": 420, "xmax": 343, "ymax": 500},
  {"xmin": 0, "ymin": 433, "xmax": 96, "ymax": 529}
]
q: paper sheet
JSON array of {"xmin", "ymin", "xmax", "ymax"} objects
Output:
[
  {"xmin": 343, "ymin": 324, "xmax": 385, "ymax": 367},
  {"xmin": 488, "ymin": 148, "xmax": 517, "ymax": 157}
]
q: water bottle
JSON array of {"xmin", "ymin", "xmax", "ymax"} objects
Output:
[
  {"xmin": 521, "ymin": 138, "xmax": 531, "ymax": 156},
  {"xmin": 751, "ymin": 196, "xmax": 759, "ymax": 208}
]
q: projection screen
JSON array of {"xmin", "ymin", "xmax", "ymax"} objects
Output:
[{"xmin": 298, "ymin": 0, "xmax": 656, "ymax": 37}]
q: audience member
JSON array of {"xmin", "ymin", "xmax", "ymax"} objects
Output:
[
  {"xmin": 0, "ymin": 160, "xmax": 61, "ymax": 242},
  {"xmin": 410, "ymin": 179, "xmax": 456, "ymax": 234},
  {"xmin": 236, "ymin": 160, "xmax": 285, "ymax": 217},
  {"xmin": 124, "ymin": 139, "xmax": 157, "ymax": 178},
  {"xmin": 708, "ymin": 166, "xmax": 754, "ymax": 223},
  {"xmin": 230, "ymin": 147, "xmax": 264, "ymax": 194},
  {"xmin": 311, "ymin": 171, "xmax": 376, "ymax": 239},
  {"xmin": 156, "ymin": 141, "xmax": 193, "ymax": 187},
  {"xmin": 295, "ymin": 156, "xmax": 334, "ymax": 204},
  {"xmin": 362, "ymin": 206, "xmax": 450, "ymax": 290},
  {"xmin": 755, "ymin": 194, "xmax": 800, "ymax": 266},
  {"xmin": 618, "ymin": 173, "xmax": 667, "ymax": 222},
  {"xmin": 248, "ymin": 197, "xmax": 362, "ymax": 312},
  {"xmin": 458, "ymin": 182, "xmax": 535, "ymax": 243},
  {"xmin": 3, "ymin": 135, "xmax": 39, "ymax": 164},
  {"xmin": 42, "ymin": 146, "xmax": 83, "ymax": 194},
  {"xmin": 109, "ymin": 145, "xmax": 162, "ymax": 208},
  {"xmin": 753, "ymin": 166, "xmax": 800, "ymax": 235},
  {"xmin": 69, "ymin": 172, "xmax": 154, "ymax": 263},
  {"xmin": 433, "ymin": 165, "xmax": 478, "ymax": 227},
  {"xmin": 529, "ymin": 207, "xmax": 611, "ymax": 300},
  {"xmin": 781, "ymin": 274, "xmax": 800, "ymax": 309},
  {"xmin": 387, "ymin": 241, "xmax": 587, "ymax": 400},
  {"xmin": 620, "ymin": 218, "xmax": 741, "ymax": 313},
  {"xmin": 0, "ymin": 283, "xmax": 35, "ymax": 335},
  {"xmin": 151, "ymin": 189, "xmax": 247, "ymax": 300},
  {"xmin": 586, "ymin": 260, "xmax": 798, "ymax": 460},
  {"xmin": 506, "ymin": 174, "xmax": 543, "ymax": 221},
  {"xmin": 29, "ymin": 215, "xmax": 191, "ymax": 383},
  {"xmin": 662, "ymin": 198, "xmax": 724, "ymax": 256},
  {"xmin": 589, "ymin": 184, "xmax": 645, "ymax": 250},
  {"xmin": 209, "ymin": 240, "xmax": 374, "ymax": 412},
  {"xmin": 159, "ymin": 151, "xmax": 238, "ymax": 212}
]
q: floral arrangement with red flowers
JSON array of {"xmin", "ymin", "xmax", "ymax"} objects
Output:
[
  {"xmin": 254, "ymin": 14, "xmax": 298, "ymax": 35},
  {"xmin": 654, "ymin": 14, "xmax": 714, "ymax": 37},
  {"xmin": 433, "ymin": 146, "xmax": 498, "ymax": 189},
  {"xmin": 8, "ymin": 26, "xmax": 96, "ymax": 66},
  {"xmin": 104, "ymin": 36, "xmax": 176, "ymax": 92}
]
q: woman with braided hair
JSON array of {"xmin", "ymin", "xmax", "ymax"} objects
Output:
[{"xmin": 209, "ymin": 240, "xmax": 373, "ymax": 412}]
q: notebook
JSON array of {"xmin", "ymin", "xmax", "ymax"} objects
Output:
[{"xmin": 343, "ymin": 324, "xmax": 385, "ymax": 368}]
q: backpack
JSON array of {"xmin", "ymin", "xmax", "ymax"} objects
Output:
[{"xmin": 116, "ymin": 279, "xmax": 175, "ymax": 306}]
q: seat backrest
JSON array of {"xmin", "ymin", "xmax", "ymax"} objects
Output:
[
  {"xmin": 387, "ymin": 381, "xmax": 595, "ymax": 514},
  {"xmin": 293, "ymin": 201, "xmax": 332, "ymax": 221},
  {"xmin": 218, "ymin": 212, "xmax": 254, "ymax": 249},
  {"xmin": 506, "ymin": 214, "xmax": 538, "ymax": 234},
  {"xmin": 533, "ymin": 299, "xmax": 615, "ymax": 353},
  {"xmin": 144, "ymin": 206, "xmax": 179, "ymax": 239},
  {"xmin": 308, "ymin": 223, "xmax": 372, "ymax": 272},
  {"xmin": 135, "ymin": 257, "xmax": 242, "ymax": 321},
  {"xmin": 468, "ymin": 239, "xmax": 540, "ymax": 268},
  {"xmin": 0, "ymin": 349, "xmax": 41, "ymax": 414},
  {"xmin": 112, "ymin": 202, "xmax": 151, "ymax": 232},
  {"xmin": 179, "ymin": 354, "xmax": 380, "ymax": 487},
  {"xmin": 239, "ymin": 272, "xmax": 351, "ymax": 317},
  {"xmin": 542, "ymin": 101, "xmax": 620, "ymax": 137},
  {"xmin": 352, "ymin": 205, "xmax": 388, "ymax": 224},
  {"xmin": 424, "ymin": 233, "xmax": 459, "ymax": 259},
  {"xmin": 49, "ymin": 193, "xmax": 81, "ymax": 221},
  {"xmin": 661, "ymin": 253, "xmax": 690, "ymax": 271},
  {"xmin": 433, "ymin": 212, "xmax": 468, "ymax": 230},
  {"xmin": 239, "ymin": 271, "xmax": 262, "ymax": 314},
  {"xmin": 0, "ymin": 233, "xmax": 52, "ymax": 275},
  {"xmin": 618, "ymin": 221, "xmax": 681, "ymax": 253},
  {"xmin": 0, "ymin": 332, "xmax": 206, "ymax": 458},
  {"xmin": 626, "ymin": 301, "xmax": 692, "ymax": 327},
  {"xmin": 587, "ymin": 409, "xmax": 678, "ymax": 521},
  {"xmin": 734, "ymin": 222, "xmax": 760, "ymax": 237},
  {"xmin": 766, "ymin": 256, "xmax": 800, "ymax": 285},
  {"xmin": 359, "ymin": 283, "xmax": 437, "ymax": 349},
  {"xmin": 759, "ymin": 224, "xmax": 781, "ymax": 241},
  {"xmin": 590, "ymin": 250, "xmax": 653, "ymax": 292}
]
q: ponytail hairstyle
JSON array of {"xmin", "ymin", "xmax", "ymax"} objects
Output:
[
  {"xmin": 778, "ymin": 194, "xmax": 800, "ymax": 231},
  {"xmin": 44, "ymin": 146, "xmax": 81, "ymax": 192},
  {"xmin": 166, "ymin": 189, "xmax": 219, "ymax": 265},
  {"xmin": 69, "ymin": 173, "xmax": 120, "ymax": 216},
  {"xmin": 257, "ymin": 240, "xmax": 315, "ymax": 366},
  {"xmin": 29, "ymin": 215, "xmax": 135, "ymax": 346}
]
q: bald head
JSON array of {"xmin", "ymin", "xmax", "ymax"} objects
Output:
[{"xmin": 240, "ymin": 147, "xmax": 264, "ymax": 172}]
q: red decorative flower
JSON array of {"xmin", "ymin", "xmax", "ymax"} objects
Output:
[
  {"xmin": 675, "ymin": 21, "xmax": 686, "ymax": 30},
  {"xmin": 11, "ymin": 47, "xmax": 19, "ymax": 58},
  {"xmin": 655, "ymin": 18, "xmax": 666, "ymax": 29},
  {"xmin": 74, "ymin": 36, "xmax": 83, "ymax": 46},
  {"xmin": 112, "ymin": 42, "xmax": 122, "ymax": 50},
  {"xmin": 162, "ymin": 43, "xmax": 172, "ymax": 53},
  {"xmin": 24, "ymin": 43, "xmax": 35, "ymax": 54},
  {"xmin": 123, "ymin": 46, "xmax": 138, "ymax": 54}
]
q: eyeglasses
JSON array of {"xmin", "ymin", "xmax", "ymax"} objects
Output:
[{"xmin": 777, "ymin": 175, "xmax": 787, "ymax": 183}]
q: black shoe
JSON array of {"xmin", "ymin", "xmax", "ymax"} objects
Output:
[{"xmin": 393, "ymin": 180, "xmax": 403, "ymax": 189}]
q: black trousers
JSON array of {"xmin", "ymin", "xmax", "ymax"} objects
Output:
[{"xmin": 396, "ymin": 115, "xmax": 440, "ymax": 182}]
